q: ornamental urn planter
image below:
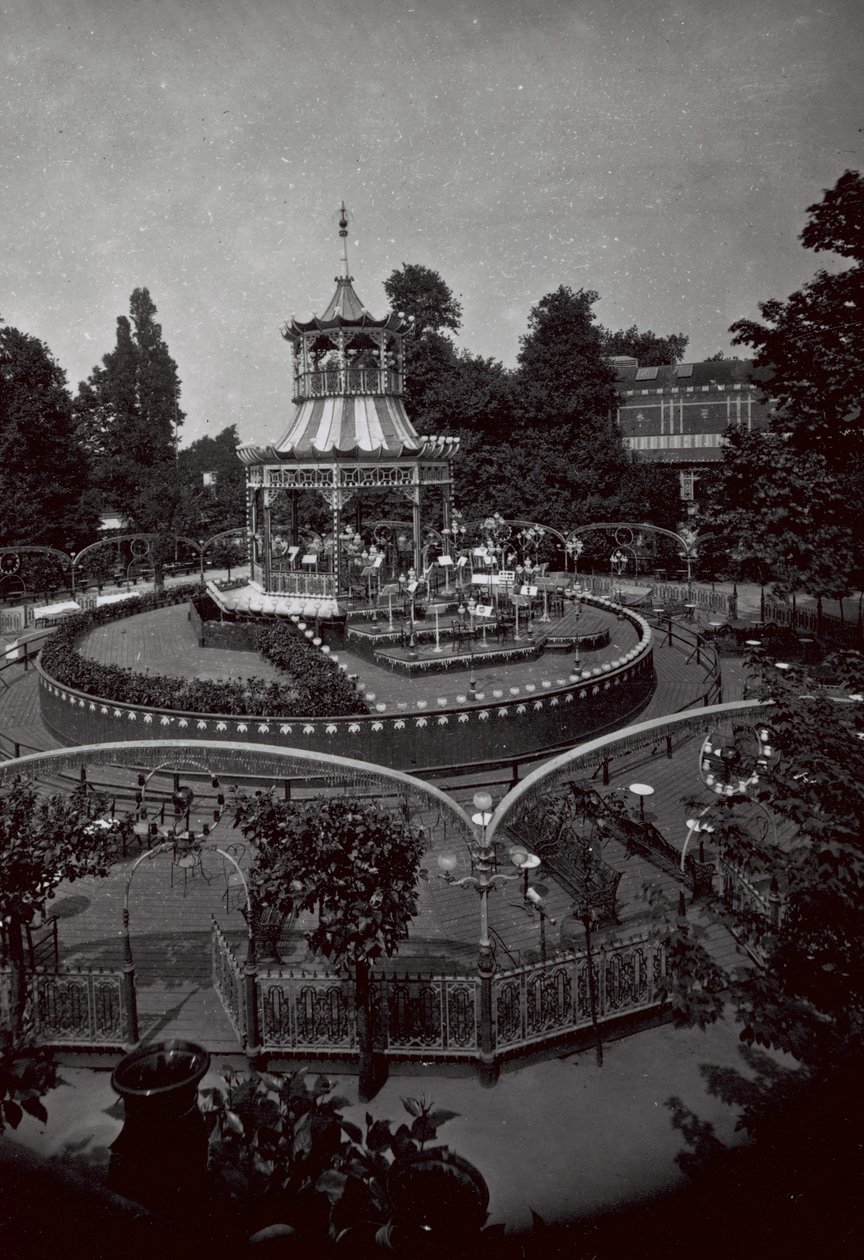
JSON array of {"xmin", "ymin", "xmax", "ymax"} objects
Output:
[{"xmin": 108, "ymin": 1039, "xmax": 210, "ymax": 1212}]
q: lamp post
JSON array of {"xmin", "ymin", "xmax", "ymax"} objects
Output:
[{"xmin": 438, "ymin": 792, "xmax": 539, "ymax": 1084}]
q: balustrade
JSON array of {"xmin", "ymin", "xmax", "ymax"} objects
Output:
[{"xmin": 294, "ymin": 367, "xmax": 402, "ymax": 400}]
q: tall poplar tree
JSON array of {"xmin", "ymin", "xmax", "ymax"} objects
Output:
[
  {"xmin": 0, "ymin": 323, "xmax": 99, "ymax": 550},
  {"xmin": 77, "ymin": 288, "xmax": 185, "ymax": 585}
]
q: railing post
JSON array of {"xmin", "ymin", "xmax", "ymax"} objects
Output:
[
  {"xmin": 477, "ymin": 956, "xmax": 498, "ymax": 1087},
  {"xmin": 665, "ymin": 735, "xmax": 673, "ymax": 759},
  {"xmin": 121, "ymin": 908, "xmax": 139, "ymax": 1048},
  {"xmin": 244, "ymin": 922, "xmax": 261, "ymax": 1063}
]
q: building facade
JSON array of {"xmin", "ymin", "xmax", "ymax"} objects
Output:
[{"xmin": 613, "ymin": 357, "xmax": 774, "ymax": 508}]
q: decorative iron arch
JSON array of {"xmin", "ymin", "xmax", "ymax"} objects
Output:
[
  {"xmin": 563, "ymin": 521, "xmax": 697, "ymax": 581},
  {"xmin": 0, "ymin": 738, "xmax": 476, "ymax": 849}
]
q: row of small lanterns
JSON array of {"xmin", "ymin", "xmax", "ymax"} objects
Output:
[
  {"xmin": 293, "ymin": 592, "xmax": 649, "ymax": 716},
  {"xmin": 247, "ymin": 594, "xmax": 340, "ymax": 619}
]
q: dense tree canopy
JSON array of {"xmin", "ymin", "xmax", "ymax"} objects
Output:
[
  {"xmin": 515, "ymin": 285, "xmax": 619, "ymax": 427},
  {"xmin": 383, "ymin": 262, "xmax": 463, "ymax": 338},
  {"xmin": 698, "ymin": 428, "xmax": 862, "ymax": 597},
  {"xmin": 0, "ymin": 324, "xmax": 99, "ymax": 550},
  {"xmin": 600, "ymin": 324, "xmax": 689, "ymax": 366},
  {"xmin": 731, "ymin": 169, "xmax": 864, "ymax": 462},
  {"xmin": 76, "ymin": 288, "xmax": 186, "ymax": 582},
  {"xmin": 176, "ymin": 423, "xmax": 246, "ymax": 541},
  {"xmin": 701, "ymin": 171, "xmax": 864, "ymax": 597},
  {"xmin": 381, "ymin": 268, "xmax": 679, "ymax": 529}
]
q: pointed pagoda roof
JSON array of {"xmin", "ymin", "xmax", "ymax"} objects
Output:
[{"xmin": 282, "ymin": 202, "xmax": 407, "ymax": 340}]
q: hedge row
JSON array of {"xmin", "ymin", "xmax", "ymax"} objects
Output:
[{"xmin": 40, "ymin": 585, "xmax": 369, "ymax": 719}]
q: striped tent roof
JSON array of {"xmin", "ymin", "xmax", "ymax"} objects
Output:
[{"xmin": 272, "ymin": 393, "xmax": 421, "ymax": 458}]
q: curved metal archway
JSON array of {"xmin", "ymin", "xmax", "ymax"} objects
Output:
[
  {"xmin": 0, "ymin": 738, "xmax": 476, "ymax": 848},
  {"xmin": 563, "ymin": 521, "xmax": 698, "ymax": 585}
]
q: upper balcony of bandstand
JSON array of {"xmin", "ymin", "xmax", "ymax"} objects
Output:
[{"xmin": 292, "ymin": 365, "xmax": 403, "ymax": 403}]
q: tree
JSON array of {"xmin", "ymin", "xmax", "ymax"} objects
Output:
[
  {"xmin": 731, "ymin": 169, "xmax": 864, "ymax": 465},
  {"xmin": 77, "ymin": 288, "xmax": 186, "ymax": 585},
  {"xmin": 177, "ymin": 424, "xmax": 246, "ymax": 544},
  {"xmin": 0, "ymin": 783, "xmax": 118, "ymax": 1033},
  {"xmin": 698, "ymin": 426, "xmax": 862, "ymax": 599},
  {"xmin": 383, "ymin": 263, "xmax": 462, "ymax": 339},
  {"xmin": 0, "ymin": 325, "xmax": 99, "ymax": 550},
  {"xmin": 601, "ymin": 325, "xmax": 689, "ymax": 366},
  {"xmin": 516, "ymin": 286, "xmax": 618, "ymax": 427},
  {"xmin": 699, "ymin": 173, "xmax": 864, "ymax": 600},
  {"xmin": 658, "ymin": 649, "xmax": 864, "ymax": 1225},
  {"xmin": 233, "ymin": 794, "xmax": 427, "ymax": 1100},
  {"xmin": 379, "ymin": 270, "xmax": 680, "ymax": 531}
]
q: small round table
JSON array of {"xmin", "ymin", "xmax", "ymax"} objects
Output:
[
  {"xmin": 628, "ymin": 782, "xmax": 655, "ymax": 823},
  {"xmin": 510, "ymin": 849, "xmax": 541, "ymax": 896}
]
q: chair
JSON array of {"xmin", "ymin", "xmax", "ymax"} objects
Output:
[{"xmin": 170, "ymin": 835, "xmax": 211, "ymax": 897}]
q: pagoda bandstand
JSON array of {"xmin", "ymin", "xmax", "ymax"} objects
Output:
[{"xmin": 238, "ymin": 210, "xmax": 459, "ymax": 607}]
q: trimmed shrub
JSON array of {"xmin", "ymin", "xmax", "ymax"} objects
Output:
[{"xmin": 40, "ymin": 585, "xmax": 368, "ymax": 719}]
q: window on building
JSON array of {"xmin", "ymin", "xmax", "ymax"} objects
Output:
[{"xmin": 680, "ymin": 472, "xmax": 697, "ymax": 500}]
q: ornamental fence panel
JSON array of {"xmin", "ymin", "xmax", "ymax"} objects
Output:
[
  {"xmin": 576, "ymin": 576, "xmax": 735, "ymax": 618},
  {"xmin": 257, "ymin": 972, "xmax": 355, "ymax": 1053},
  {"xmin": 0, "ymin": 968, "xmax": 128, "ymax": 1047},
  {"xmin": 0, "ymin": 608, "xmax": 26, "ymax": 634},
  {"xmin": 764, "ymin": 596, "xmax": 862, "ymax": 647},
  {"xmin": 210, "ymin": 926, "xmax": 666, "ymax": 1063},
  {"xmin": 492, "ymin": 934, "xmax": 664, "ymax": 1053},
  {"xmin": 211, "ymin": 919, "xmax": 246, "ymax": 1043},
  {"xmin": 373, "ymin": 974, "xmax": 479, "ymax": 1056},
  {"xmin": 651, "ymin": 584, "xmax": 736, "ymax": 616},
  {"xmin": 720, "ymin": 858, "xmax": 783, "ymax": 966}
]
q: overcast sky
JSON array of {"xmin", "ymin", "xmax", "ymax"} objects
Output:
[{"xmin": 3, "ymin": 0, "xmax": 862, "ymax": 448}]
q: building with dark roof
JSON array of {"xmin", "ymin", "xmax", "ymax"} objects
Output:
[{"xmin": 613, "ymin": 357, "xmax": 775, "ymax": 507}]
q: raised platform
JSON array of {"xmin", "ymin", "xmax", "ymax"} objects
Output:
[
  {"xmin": 348, "ymin": 603, "xmax": 611, "ymax": 675},
  {"xmin": 39, "ymin": 592, "xmax": 657, "ymax": 772}
]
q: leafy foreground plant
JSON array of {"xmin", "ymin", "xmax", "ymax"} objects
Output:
[
  {"xmin": 0, "ymin": 1030, "xmax": 60, "ymax": 1135},
  {"xmin": 201, "ymin": 1068, "xmax": 497, "ymax": 1253}
]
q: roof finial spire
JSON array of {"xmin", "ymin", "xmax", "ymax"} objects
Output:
[{"xmin": 338, "ymin": 200, "xmax": 350, "ymax": 279}]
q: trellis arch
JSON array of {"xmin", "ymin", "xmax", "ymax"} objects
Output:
[
  {"xmin": 564, "ymin": 521, "xmax": 698, "ymax": 579},
  {"xmin": 0, "ymin": 738, "xmax": 476, "ymax": 847}
]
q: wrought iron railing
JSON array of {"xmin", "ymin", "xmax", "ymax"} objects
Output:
[
  {"xmin": 718, "ymin": 857, "xmax": 783, "ymax": 965},
  {"xmin": 764, "ymin": 596, "xmax": 862, "ymax": 647},
  {"xmin": 1, "ymin": 968, "xmax": 129, "ymax": 1047},
  {"xmin": 211, "ymin": 925, "xmax": 664, "ymax": 1063},
  {"xmin": 211, "ymin": 919, "xmax": 246, "ymax": 1042},
  {"xmin": 373, "ymin": 973, "xmax": 479, "ymax": 1056},
  {"xmin": 577, "ymin": 575, "xmax": 736, "ymax": 619},
  {"xmin": 492, "ymin": 934, "xmax": 664, "ymax": 1052},
  {"xmin": 265, "ymin": 570, "xmax": 338, "ymax": 597},
  {"xmin": 258, "ymin": 972, "xmax": 356, "ymax": 1052}
]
